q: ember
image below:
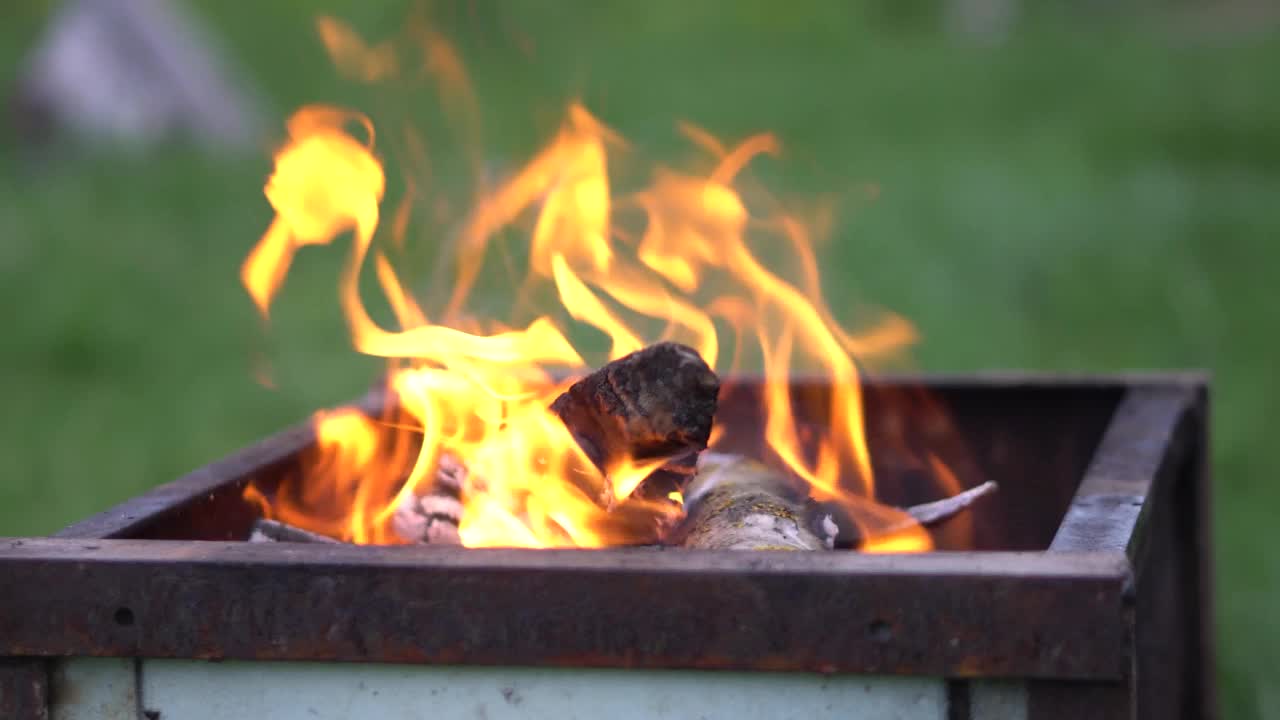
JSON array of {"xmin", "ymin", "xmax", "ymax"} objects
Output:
[{"xmin": 239, "ymin": 15, "xmax": 981, "ymax": 550}]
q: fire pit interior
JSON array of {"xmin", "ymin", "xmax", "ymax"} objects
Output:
[{"xmin": 73, "ymin": 376, "xmax": 1119, "ymax": 553}]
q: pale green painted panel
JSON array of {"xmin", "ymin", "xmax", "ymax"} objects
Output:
[
  {"xmin": 143, "ymin": 659, "xmax": 948, "ymax": 720},
  {"xmin": 50, "ymin": 658, "xmax": 136, "ymax": 720}
]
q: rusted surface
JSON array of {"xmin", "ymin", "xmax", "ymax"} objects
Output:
[
  {"xmin": 712, "ymin": 375, "xmax": 1123, "ymax": 551},
  {"xmin": 54, "ymin": 388, "xmax": 386, "ymax": 541},
  {"xmin": 1047, "ymin": 378, "xmax": 1213, "ymax": 720},
  {"xmin": 1128, "ymin": 385, "xmax": 1214, "ymax": 720},
  {"xmin": 1192, "ymin": 383, "xmax": 1217, "ymax": 719},
  {"xmin": 0, "ymin": 539, "xmax": 1130, "ymax": 678},
  {"xmin": 1049, "ymin": 384, "xmax": 1197, "ymax": 553},
  {"xmin": 0, "ymin": 658, "xmax": 48, "ymax": 720},
  {"xmin": 3, "ymin": 372, "xmax": 1210, "ymax": 719}
]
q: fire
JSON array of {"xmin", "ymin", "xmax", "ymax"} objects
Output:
[{"xmin": 241, "ymin": 15, "xmax": 946, "ymax": 551}]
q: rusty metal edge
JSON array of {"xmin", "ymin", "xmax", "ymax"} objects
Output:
[
  {"xmin": 0, "ymin": 539, "xmax": 1131, "ymax": 679},
  {"xmin": 1193, "ymin": 383, "xmax": 1217, "ymax": 719},
  {"xmin": 54, "ymin": 387, "xmax": 388, "ymax": 540},
  {"xmin": 1047, "ymin": 376, "xmax": 1215, "ymax": 720},
  {"xmin": 1048, "ymin": 384, "xmax": 1199, "ymax": 555},
  {"xmin": 0, "ymin": 658, "xmax": 48, "ymax": 720},
  {"xmin": 866, "ymin": 370, "xmax": 1209, "ymax": 391}
]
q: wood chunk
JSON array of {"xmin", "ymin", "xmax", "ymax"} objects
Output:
[
  {"xmin": 550, "ymin": 342, "xmax": 720, "ymax": 505},
  {"xmin": 388, "ymin": 343, "xmax": 719, "ymax": 545},
  {"xmin": 674, "ymin": 452, "xmax": 999, "ymax": 551},
  {"xmin": 674, "ymin": 453, "xmax": 832, "ymax": 551}
]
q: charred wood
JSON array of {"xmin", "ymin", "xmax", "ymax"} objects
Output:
[
  {"xmin": 390, "ymin": 342, "xmax": 720, "ymax": 545},
  {"xmin": 550, "ymin": 341, "xmax": 719, "ymax": 506}
]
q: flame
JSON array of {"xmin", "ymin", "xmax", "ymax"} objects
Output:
[{"xmin": 240, "ymin": 16, "xmax": 956, "ymax": 551}]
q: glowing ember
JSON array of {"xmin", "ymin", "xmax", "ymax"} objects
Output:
[{"xmin": 241, "ymin": 15, "xmax": 950, "ymax": 551}]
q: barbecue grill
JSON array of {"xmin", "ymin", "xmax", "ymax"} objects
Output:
[{"xmin": 0, "ymin": 372, "xmax": 1213, "ymax": 720}]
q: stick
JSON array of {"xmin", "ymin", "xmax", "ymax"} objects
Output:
[
  {"xmin": 673, "ymin": 452, "xmax": 998, "ymax": 551},
  {"xmin": 248, "ymin": 518, "xmax": 343, "ymax": 544},
  {"xmin": 904, "ymin": 480, "xmax": 998, "ymax": 526}
]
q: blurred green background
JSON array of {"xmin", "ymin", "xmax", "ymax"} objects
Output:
[{"xmin": 1, "ymin": 1, "xmax": 1275, "ymax": 716}]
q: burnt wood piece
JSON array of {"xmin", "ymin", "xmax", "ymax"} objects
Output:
[
  {"xmin": 391, "ymin": 342, "xmax": 720, "ymax": 543},
  {"xmin": 550, "ymin": 342, "xmax": 719, "ymax": 506},
  {"xmin": 249, "ymin": 518, "xmax": 342, "ymax": 544},
  {"xmin": 0, "ymin": 538, "xmax": 1131, "ymax": 678},
  {"xmin": 0, "ymin": 658, "xmax": 47, "ymax": 720}
]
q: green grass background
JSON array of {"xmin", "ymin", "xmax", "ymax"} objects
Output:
[{"xmin": 1, "ymin": 1, "xmax": 1276, "ymax": 716}]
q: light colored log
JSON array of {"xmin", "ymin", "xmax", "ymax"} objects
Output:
[
  {"xmin": 675, "ymin": 453, "xmax": 833, "ymax": 551},
  {"xmin": 675, "ymin": 453, "xmax": 998, "ymax": 551}
]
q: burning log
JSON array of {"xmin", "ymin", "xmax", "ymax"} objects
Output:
[
  {"xmin": 673, "ymin": 452, "xmax": 998, "ymax": 551},
  {"xmin": 550, "ymin": 341, "xmax": 720, "ymax": 506},
  {"xmin": 390, "ymin": 342, "xmax": 720, "ymax": 545},
  {"xmin": 674, "ymin": 453, "xmax": 834, "ymax": 551}
]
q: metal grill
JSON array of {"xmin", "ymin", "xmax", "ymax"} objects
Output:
[{"xmin": 0, "ymin": 373, "xmax": 1214, "ymax": 720}]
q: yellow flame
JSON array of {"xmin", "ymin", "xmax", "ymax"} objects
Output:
[{"xmin": 241, "ymin": 16, "xmax": 941, "ymax": 551}]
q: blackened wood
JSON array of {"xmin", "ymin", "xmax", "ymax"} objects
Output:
[
  {"xmin": 0, "ymin": 659, "xmax": 48, "ymax": 720},
  {"xmin": 0, "ymin": 538, "xmax": 1131, "ymax": 678},
  {"xmin": 551, "ymin": 342, "xmax": 719, "ymax": 504}
]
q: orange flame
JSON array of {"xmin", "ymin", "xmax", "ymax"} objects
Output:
[{"xmin": 241, "ymin": 16, "xmax": 950, "ymax": 551}]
